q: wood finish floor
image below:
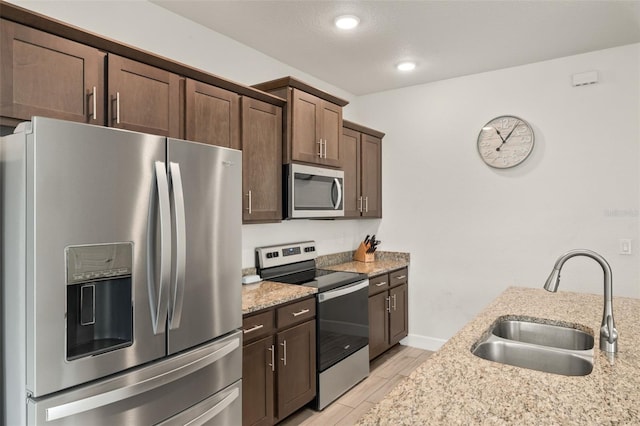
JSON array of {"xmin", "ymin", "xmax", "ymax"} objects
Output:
[{"xmin": 280, "ymin": 345, "xmax": 434, "ymax": 426}]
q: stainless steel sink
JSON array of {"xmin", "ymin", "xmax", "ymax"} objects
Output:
[
  {"xmin": 491, "ymin": 319, "xmax": 594, "ymax": 350},
  {"xmin": 471, "ymin": 317, "xmax": 594, "ymax": 376}
]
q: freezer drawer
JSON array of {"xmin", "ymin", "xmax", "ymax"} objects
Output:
[
  {"xmin": 25, "ymin": 331, "xmax": 241, "ymax": 425},
  {"xmin": 158, "ymin": 381, "xmax": 241, "ymax": 426}
]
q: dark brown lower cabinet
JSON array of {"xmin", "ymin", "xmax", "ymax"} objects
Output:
[
  {"xmin": 368, "ymin": 268, "xmax": 409, "ymax": 360},
  {"xmin": 276, "ymin": 321, "xmax": 316, "ymax": 420},
  {"xmin": 242, "ymin": 336, "xmax": 275, "ymax": 426},
  {"xmin": 242, "ymin": 298, "xmax": 316, "ymax": 426}
]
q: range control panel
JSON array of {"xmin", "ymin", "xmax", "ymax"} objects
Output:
[{"xmin": 256, "ymin": 241, "xmax": 316, "ymax": 269}]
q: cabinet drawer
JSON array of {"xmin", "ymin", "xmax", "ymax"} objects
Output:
[
  {"xmin": 277, "ymin": 297, "xmax": 316, "ymax": 329},
  {"xmin": 242, "ymin": 310, "xmax": 275, "ymax": 343},
  {"xmin": 368, "ymin": 274, "xmax": 389, "ymax": 295},
  {"xmin": 390, "ymin": 268, "xmax": 408, "ymax": 287}
]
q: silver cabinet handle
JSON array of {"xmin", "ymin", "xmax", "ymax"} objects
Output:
[
  {"xmin": 358, "ymin": 196, "xmax": 363, "ymax": 213},
  {"xmin": 280, "ymin": 340, "xmax": 287, "ymax": 366},
  {"xmin": 292, "ymin": 308, "xmax": 310, "ymax": 317},
  {"xmin": 148, "ymin": 161, "xmax": 171, "ymax": 335},
  {"xmin": 386, "ymin": 296, "xmax": 391, "ymax": 313},
  {"xmin": 46, "ymin": 336, "xmax": 240, "ymax": 421},
  {"xmin": 317, "ymin": 139, "xmax": 323, "ymax": 157},
  {"xmin": 246, "ymin": 190, "xmax": 252, "ymax": 215},
  {"xmin": 268, "ymin": 345, "xmax": 275, "ymax": 372},
  {"xmin": 112, "ymin": 92, "xmax": 121, "ymax": 124},
  {"xmin": 322, "ymin": 139, "xmax": 327, "ymax": 158},
  {"xmin": 365, "ymin": 196, "xmax": 369, "ymax": 213},
  {"xmin": 168, "ymin": 162, "xmax": 186, "ymax": 330},
  {"xmin": 88, "ymin": 86, "xmax": 97, "ymax": 120},
  {"xmin": 375, "ymin": 282, "xmax": 387, "ymax": 287},
  {"xmin": 243, "ymin": 324, "xmax": 264, "ymax": 334},
  {"xmin": 395, "ymin": 275, "xmax": 407, "ymax": 280},
  {"xmin": 392, "ymin": 294, "xmax": 397, "ymax": 311}
]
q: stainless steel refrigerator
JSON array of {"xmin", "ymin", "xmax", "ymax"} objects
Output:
[{"xmin": 1, "ymin": 117, "xmax": 242, "ymax": 425}]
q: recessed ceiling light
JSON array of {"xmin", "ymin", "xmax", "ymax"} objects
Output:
[
  {"xmin": 397, "ymin": 62, "xmax": 416, "ymax": 72},
  {"xmin": 334, "ymin": 15, "xmax": 360, "ymax": 30}
]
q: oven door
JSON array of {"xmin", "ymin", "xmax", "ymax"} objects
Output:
[{"xmin": 316, "ymin": 280, "xmax": 369, "ymax": 372}]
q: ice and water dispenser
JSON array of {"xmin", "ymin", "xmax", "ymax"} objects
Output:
[{"xmin": 66, "ymin": 243, "xmax": 134, "ymax": 360}]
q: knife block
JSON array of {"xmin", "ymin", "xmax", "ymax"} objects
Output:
[{"xmin": 353, "ymin": 242, "xmax": 375, "ymax": 263}]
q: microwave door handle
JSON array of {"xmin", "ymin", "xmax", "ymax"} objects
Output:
[
  {"xmin": 149, "ymin": 162, "xmax": 170, "ymax": 335},
  {"xmin": 168, "ymin": 162, "xmax": 186, "ymax": 330},
  {"xmin": 332, "ymin": 178, "xmax": 342, "ymax": 210}
]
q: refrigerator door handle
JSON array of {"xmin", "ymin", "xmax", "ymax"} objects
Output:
[
  {"xmin": 168, "ymin": 162, "xmax": 186, "ymax": 330},
  {"xmin": 149, "ymin": 161, "xmax": 171, "ymax": 335},
  {"xmin": 45, "ymin": 336, "xmax": 241, "ymax": 421}
]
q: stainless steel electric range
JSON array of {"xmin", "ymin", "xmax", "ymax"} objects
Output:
[{"xmin": 256, "ymin": 241, "xmax": 370, "ymax": 410}]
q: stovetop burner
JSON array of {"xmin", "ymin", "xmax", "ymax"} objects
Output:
[{"xmin": 255, "ymin": 241, "xmax": 368, "ymax": 293}]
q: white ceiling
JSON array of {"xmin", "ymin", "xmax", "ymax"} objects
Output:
[{"xmin": 152, "ymin": 0, "xmax": 640, "ymax": 96}]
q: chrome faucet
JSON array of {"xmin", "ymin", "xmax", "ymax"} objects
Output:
[{"xmin": 544, "ymin": 249, "xmax": 618, "ymax": 353}]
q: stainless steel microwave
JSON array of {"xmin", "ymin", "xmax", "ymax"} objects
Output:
[{"xmin": 285, "ymin": 163, "xmax": 344, "ymax": 218}]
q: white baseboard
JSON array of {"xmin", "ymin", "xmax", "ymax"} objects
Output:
[{"xmin": 400, "ymin": 334, "xmax": 447, "ymax": 351}]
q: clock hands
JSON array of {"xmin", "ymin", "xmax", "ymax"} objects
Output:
[
  {"xmin": 503, "ymin": 120, "xmax": 522, "ymax": 143},
  {"xmin": 495, "ymin": 120, "xmax": 521, "ymax": 151}
]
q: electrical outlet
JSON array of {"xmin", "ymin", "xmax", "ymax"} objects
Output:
[{"xmin": 619, "ymin": 239, "xmax": 632, "ymax": 255}]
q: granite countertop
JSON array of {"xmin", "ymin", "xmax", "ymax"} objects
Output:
[
  {"xmin": 242, "ymin": 280, "xmax": 317, "ymax": 315},
  {"xmin": 322, "ymin": 251, "xmax": 410, "ymax": 277},
  {"xmin": 357, "ymin": 287, "xmax": 640, "ymax": 425}
]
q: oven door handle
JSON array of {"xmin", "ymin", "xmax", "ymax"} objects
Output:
[{"xmin": 318, "ymin": 280, "xmax": 369, "ymax": 302}]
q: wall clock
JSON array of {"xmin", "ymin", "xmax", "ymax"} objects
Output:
[{"xmin": 477, "ymin": 115, "xmax": 534, "ymax": 169}]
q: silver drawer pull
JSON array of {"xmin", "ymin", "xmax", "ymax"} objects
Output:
[
  {"xmin": 243, "ymin": 324, "xmax": 264, "ymax": 334},
  {"xmin": 292, "ymin": 308, "xmax": 310, "ymax": 317},
  {"xmin": 394, "ymin": 275, "xmax": 407, "ymax": 280},
  {"xmin": 375, "ymin": 282, "xmax": 388, "ymax": 287}
]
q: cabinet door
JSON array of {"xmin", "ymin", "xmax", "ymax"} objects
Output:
[
  {"xmin": 361, "ymin": 134, "xmax": 382, "ymax": 218},
  {"xmin": 319, "ymin": 100, "xmax": 343, "ymax": 168},
  {"xmin": 242, "ymin": 336, "xmax": 275, "ymax": 426},
  {"xmin": 108, "ymin": 54, "xmax": 181, "ymax": 138},
  {"xmin": 341, "ymin": 127, "xmax": 361, "ymax": 217},
  {"xmin": 241, "ymin": 97, "xmax": 282, "ymax": 223},
  {"xmin": 276, "ymin": 320, "xmax": 316, "ymax": 421},
  {"xmin": 290, "ymin": 88, "xmax": 322, "ymax": 165},
  {"xmin": 185, "ymin": 79, "xmax": 240, "ymax": 149},
  {"xmin": 389, "ymin": 284, "xmax": 408, "ymax": 345},
  {"xmin": 0, "ymin": 20, "xmax": 105, "ymax": 125},
  {"xmin": 368, "ymin": 291, "xmax": 390, "ymax": 360}
]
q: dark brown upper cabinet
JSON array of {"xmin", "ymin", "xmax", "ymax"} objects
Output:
[
  {"xmin": 185, "ymin": 79, "xmax": 240, "ymax": 149},
  {"xmin": 241, "ymin": 97, "xmax": 282, "ymax": 223},
  {"xmin": 107, "ymin": 54, "xmax": 182, "ymax": 138},
  {"xmin": 342, "ymin": 121, "xmax": 383, "ymax": 218},
  {"xmin": 0, "ymin": 19, "xmax": 105, "ymax": 126},
  {"xmin": 252, "ymin": 77, "xmax": 348, "ymax": 169}
]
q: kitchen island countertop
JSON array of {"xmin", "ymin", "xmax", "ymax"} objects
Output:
[
  {"xmin": 357, "ymin": 286, "xmax": 640, "ymax": 425},
  {"xmin": 242, "ymin": 280, "xmax": 317, "ymax": 315}
]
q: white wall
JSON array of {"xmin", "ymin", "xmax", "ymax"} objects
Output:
[
  {"xmin": 351, "ymin": 44, "xmax": 640, "ymax": 348},
  {"xmin": 10, "ymin": 0, "xmax": 376, "ymax": 267}
]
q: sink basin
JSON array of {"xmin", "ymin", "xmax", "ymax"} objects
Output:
[
  {"xmin": 491, "ymin": 319, "xmax": 594, "ymax": 350},
  {"xmin": 471, "ymin": 317, "xmax": 594, "ymax": 376},
  {"xmin": 473, "ymin": 340, "xmax": 593, "ymax": 376}
]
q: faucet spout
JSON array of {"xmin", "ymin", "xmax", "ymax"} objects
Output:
[{"xmin": 543, "ymin": 249, "xmax": 618, "ymax": 353}]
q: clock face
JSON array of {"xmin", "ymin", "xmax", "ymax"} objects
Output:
[{"xmin": 477, "ymin": 116, "xmax": 534, "ymax": 169}]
